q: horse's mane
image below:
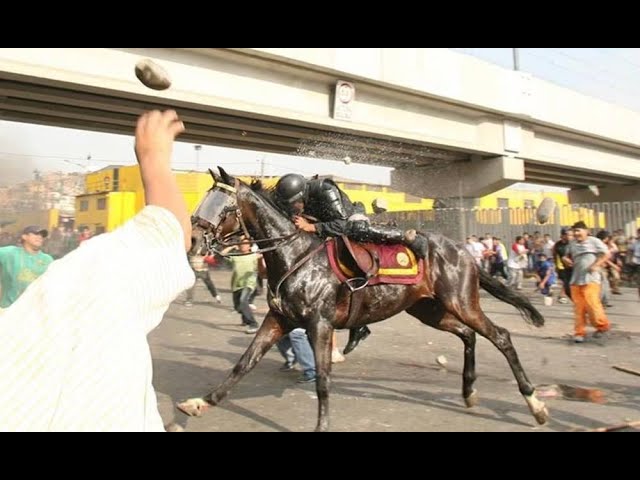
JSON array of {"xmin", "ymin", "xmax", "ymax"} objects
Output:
[{"xmin": 247, "ymin": 179, "xmax": 290, "ymax": 218}]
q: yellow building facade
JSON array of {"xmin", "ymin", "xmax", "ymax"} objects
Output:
[
  {"xmin": 74, "ymin": 168, "xmax": 437, "ymax": 233},
  {"xmin": 73, "ymin": 166, "xmax": 635, "ymax": 233},
  {"xmin": 478, "ymin": 187, "xmax": 568, "ymax": 210},
  {"xmin": 475, "ymin": 186, "xmax": 612, "ymax": 229},
  {"xmin": 333, "ymin": 180, "xmax": 433, "ymax": 213},
  {"xmin": 75, "ymin": 165, "xmax": 215, "ymax": 233}
]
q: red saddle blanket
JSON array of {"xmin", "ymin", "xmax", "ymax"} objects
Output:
[{"xmin": 326, "ymin": 237, "xmax": 423, "ymax": 286}]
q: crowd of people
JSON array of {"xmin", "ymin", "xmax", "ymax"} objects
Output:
[
  {"xmin": 466, "ymin": 227, "xmax": 640, "ymax": 342},
  {"xmin": 0, "ymin": 225, "xmax": 93, "ymax": 259}
]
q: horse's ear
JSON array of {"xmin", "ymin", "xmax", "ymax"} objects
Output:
[
  {"xmin": 250, "ymin": 179, "xmax": 263, "ymax": 192},
  {"xmin": 218, "ymin": 166, "xmax": 234, "ymax": 185},
  {"xmin": 208, "ymin": 168, "xmax": 217, "ymax": 182}
]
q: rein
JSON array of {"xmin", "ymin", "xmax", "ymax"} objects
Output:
[
  {"xmin": 203, "ymin": 179, "xmax": 301, "ymax": 257},
  {"xmin": 199, "ymin": 178, "xmax": 326, "ymax": 314},
  {"xmin": 267, "ymin": 240, "xmax": 327, "ymax": 314}
]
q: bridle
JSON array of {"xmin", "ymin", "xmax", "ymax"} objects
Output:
[
  {"xmin": 198, "ymin": 179, "xmax": 301, "ymax": 257},
  {"xmin": 195, "ymin": 177, "xmax": 327, "ymax": 313}
]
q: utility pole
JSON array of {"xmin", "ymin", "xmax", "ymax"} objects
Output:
[
  {"xmin": 259, "ymin": 155, "xmax": 266, "ymax": 180},
  {"xmin": 512, "ymin": 48, "xmax": 520, "ymax": 71}
]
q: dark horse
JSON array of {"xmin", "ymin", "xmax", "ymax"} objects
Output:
[{"xmin": 178, "ymin": 168, "xmax": 549, "ymax": 431}]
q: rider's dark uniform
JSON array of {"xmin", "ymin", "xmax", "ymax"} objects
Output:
[
  {"xmin": 299, "ymin": 177, "xmax": 356, "ymax": 238},
  {"xmin": 276, "ymin": 174, "xmax": 427, "ymax": 250},
  {"xmin": 274, "ymin": 174, "xmax": 428, "ymax": 354}
]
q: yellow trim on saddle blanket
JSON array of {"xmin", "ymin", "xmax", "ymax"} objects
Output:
[
  {"xmin": 379, "ymin": 248, "xmax": 418, "ymax": 275},
  {"xmin": 337, "ymin": 246, "xmax": 418, "ymax": 277}
]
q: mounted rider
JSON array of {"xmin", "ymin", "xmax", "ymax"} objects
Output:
[
  {"xmin": 274, "ymin": 174, "xmax": 428, "ymax": 256},
  {"xmin": 273, "ymin": 173, "xmax": 429, "ymax": 354}
]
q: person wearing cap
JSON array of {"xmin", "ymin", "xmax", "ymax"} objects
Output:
[
  {"xmin": 0, "ymin": 110, "xmax": 195, "ymax": 432},
  {"xmin": 562, "ymin": 221, "xmax": 611, "ymax": 343},
  {"xmin": 0, "ymin": 225, "xmax": 54, "ymax": 308}
]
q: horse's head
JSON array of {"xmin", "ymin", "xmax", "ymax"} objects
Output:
[
  {"xmin": 191, "ymin": 167, "xmax": 243, "ymax": 252},
  {"xmin": 192, "ymin": 166, "xmax": 300, "ymax": 257}
]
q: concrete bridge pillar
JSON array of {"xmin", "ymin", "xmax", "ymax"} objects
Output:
[
  {"xmin": 391, "ymin": 155, "xmax": 525, "ymax": 200},
  {"xmin": 390, "ymin": 155, "xmax": 525, "ymax": 241}
]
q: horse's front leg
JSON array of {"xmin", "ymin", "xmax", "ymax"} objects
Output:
[
  {"xmin": 307, "ymin": 320, "xmax": 334, "ymax": 432},
  {"xmin": 177, "ymin": 310, "xmax": 286, "ymax": 417}
]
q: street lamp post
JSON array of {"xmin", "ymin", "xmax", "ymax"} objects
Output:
[
  {"xmin": 259, "ymin": 155, "xmax": 266, "ymax": 180},
  {"xmin": 194, "ymin": 145, "xmax": 202, "ymax": 171}
]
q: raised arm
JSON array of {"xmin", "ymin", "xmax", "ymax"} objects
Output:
[{"xmin": 134, "ymin": 110, "xmax": 191, "ymax": 251}]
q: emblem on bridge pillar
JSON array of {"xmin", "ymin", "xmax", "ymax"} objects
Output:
[{"xmin": 333, "ymin": 80, "xmax": 355, "ymax": 121}]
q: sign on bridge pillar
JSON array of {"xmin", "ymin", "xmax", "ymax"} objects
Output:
[{"xmin": 332, "ymin": 80, "xmax": 355, "ymax": 121}]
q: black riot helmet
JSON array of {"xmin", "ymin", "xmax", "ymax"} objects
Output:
[{"xmin": 275, "ymin": 173, "xmax": 308, "ymax": 204}]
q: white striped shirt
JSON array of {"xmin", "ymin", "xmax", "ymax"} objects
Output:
[{"xmin": 0, "ymin": 206, "xmax": 195, "ymax": 432}]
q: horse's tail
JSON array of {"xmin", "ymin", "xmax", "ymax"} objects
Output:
[{"xmin": 478, "ymin": 268, "xmax": 544, "ymax": 327}]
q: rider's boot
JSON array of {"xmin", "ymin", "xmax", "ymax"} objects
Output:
[
  {"xmin": 348, "ymin": 221, "xmax": 428, "ymax": 259},
  {"xmin": 343, "ymin": 325, "xmax": 372, "ymax": 355}
]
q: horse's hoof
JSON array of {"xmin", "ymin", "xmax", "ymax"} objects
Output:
[
  {"xmin": 533, "ymin": 405, "xmax": 549, "ymax": 425},
  {"xmin": 331, "ymin": 350, "xmax": 346, "ymax": 364},
  {"xmin": 176, "ymin": 398, "xmax": 210, "ymax": 417},
  {"xmin": 525, "ymin": 394, "xmax": 549, "ymax": 425},
  {"xmin": 464, "ymin": 390, "xmax": 479, "ymax": 408},
  {"xmin": 165, "ymin": 423, "xmax": 185, "ymax": 432}
]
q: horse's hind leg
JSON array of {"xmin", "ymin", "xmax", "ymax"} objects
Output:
[
  {"xmin": 177, "ymin": 310, "xmax": 286, "ymax": 417},
  {"xmin": 306, "ymin": 321, "xmax": 334, "ymax": 432},
  {"xmin": 440, "ymin": 293, "xmax": 548, "ymax": 425},
  {"xmin": 406, "ymin": 299, "xmax": 478, "ymax": 407}
]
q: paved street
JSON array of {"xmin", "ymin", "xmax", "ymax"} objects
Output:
[{"xmin": 151, "ymin": 270, "xmax": 640, "ymax": 432}]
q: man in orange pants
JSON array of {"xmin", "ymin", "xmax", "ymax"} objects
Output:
[{"xmin": 562, "ymin": 221, "xmax": 611, "ymax": 343}]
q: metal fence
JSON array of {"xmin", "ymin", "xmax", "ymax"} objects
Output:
[{"xmin": 388, "ymin": 201, "xmax": 640, "ymax": 243}]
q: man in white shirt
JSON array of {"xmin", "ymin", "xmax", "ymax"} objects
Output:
[
  {"xmin": 507, "ymin": 235, "xmax": 529, "ymax": 290},
  {"xmin": 465, "ymin": 236, "xmax": 486, "ymax": 267},
  {"xmin": 0, "ymin": 110, "xmax": 195, "ymax": 432},
  {"xmin": 542, "ymin": 234, "xmax": 555, "ymax": 258}
]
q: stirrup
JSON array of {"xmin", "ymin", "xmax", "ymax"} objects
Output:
[{"xmin": 345, "ymin": 277, "xmax": 368, "ymax": 292}]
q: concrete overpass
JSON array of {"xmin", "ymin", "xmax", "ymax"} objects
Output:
[{"xmin": 1, "ymin": 48, "xmax": 639, "ymax": 202}]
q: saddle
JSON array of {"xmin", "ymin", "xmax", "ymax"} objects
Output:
[{"xmin": 326, "ymin": 235, "xmax": 423, "ymax": 287}]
